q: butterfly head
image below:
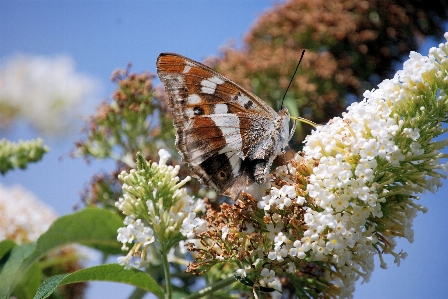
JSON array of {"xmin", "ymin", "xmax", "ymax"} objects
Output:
[{"xmin": 276, "ymin": 107, "xmax": 295, "ymax": 154}]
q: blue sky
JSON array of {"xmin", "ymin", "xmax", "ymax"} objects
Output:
[{"xmin": 1, "ymin": 1, "xmax": 448, "ymax": 298}]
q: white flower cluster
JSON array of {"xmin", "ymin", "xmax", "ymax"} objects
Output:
[
  {"xmin": 115, "ymin": 149, "xmax": 192, "ymax": 217},
  {"xmin": 117, "ymin": 216, "xmax": 155, "ymax": 269},
  {"xmin": 259, "ymin": 33, "xmax": 448, "ymax": 294},
  {"xmin": 0, "ymin": 183, "xmax": 56, "ymax": 243},
  {"xmin": 116, "ymin": 149, "xmax": 205, "ymax": 269},
  {"xmin": 258, "ymin": 185, "xmax": 298, "ymax": 210},
  {"xmin": 0, "ymin": 54, "xmax": 99, "ymax": 135},
  {"xmin": 180, "ymin": 211, "xmax": 207, "ymax": 239}
]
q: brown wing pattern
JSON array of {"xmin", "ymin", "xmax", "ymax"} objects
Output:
[{"xmin": 156, "ymin": 53, "xmax": 283, "ymax": 198}]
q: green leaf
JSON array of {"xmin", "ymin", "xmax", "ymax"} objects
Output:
[
  {"xmin": 0, "ymin": 243, "xmax": 35, "ymax": 298},
  {"xmin": 0, "ymin": 240, "xmax": 16, "ymax": 261},
  {"xmin": 29, "ymin": 207, "xmax": 123, "ymax": 259},
  {"xmin": 34, "ymin": 264, "xmax": 164, "ymax": 299},
  {"xmin": 13, "ymin": 262, "xmax": 41, "ymax": 299},
  {"xmin": 0, "ymin": 208, "xmax": 124, "ymax": 298}
]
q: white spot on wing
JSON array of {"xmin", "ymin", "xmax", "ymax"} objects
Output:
[
  {"xmin": 219, "ymin": 147, "xmax": 241, "ymax": 176},
  {"xmin": 182, "ymin": 65, "xmax": 191, "ymax": 74},
  {"xmin": 237, "ymin": 94, "xmax": 251, "ymax": 107},
  {"xmin": 187, "ymin": 94, "xmax": 202, "ymax": 105},
  {"xmin": 209, "ymin": 76, "xmax": 224, "ymax": 84},
  {"xmin": 201, "ymin": 76, "xmax": 224, "ymax": 94},
  {"xmin": 185, "ymin": 108, "xmax": 194, "ymax": 117},
  {"xmin": 228, "ymin": 153, "xmax": 241, "ymax": 176},
  {"xmin": 182, "ymin": 61, "xmax": 194, "ymax": 74},
  {"xmin": 214, "ymin": 104, "xmax": 228, "ymax": 114},
  {"xmin": 210, "ymin": 115, "xmax": 243, "ymax": 158},
  {"xmin": 201, "ymin": 80, "xmax": 216, "ymax": 94}
]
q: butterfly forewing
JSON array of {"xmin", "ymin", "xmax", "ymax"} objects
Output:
[{"xmin": 156, "ymin": 53, "xmax": 291, "ymax": 199}]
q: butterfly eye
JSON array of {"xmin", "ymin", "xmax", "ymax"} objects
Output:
[{"xmin": 193, "ymin": 106, "xmax": 205, "ymax": 116}]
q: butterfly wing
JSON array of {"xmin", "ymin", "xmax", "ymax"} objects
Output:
[{"xmin": 156, "ymin": 53, "xmax": 290, "ymax": 198}]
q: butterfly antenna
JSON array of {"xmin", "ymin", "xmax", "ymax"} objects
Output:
[{"xmin": 281, "ymin": 49, "xmax": 305, "ymax": 110}]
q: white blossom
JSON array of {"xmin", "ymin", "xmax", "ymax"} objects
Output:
[
  {"xmin": 116, "ymin": 150, "xmax": 202, "ymax": 269},
  {"xmin": 254, "ymin": 33, "xmax": 448, "ymax": 296},
  {"xmin": 0, "ymin": 183, "xmax": 56, "ymax": 243},
  {"xmin": 0, "ymin": 54, "xmax": 100, "ymax": 135},
  {"xmin": 260, "ymin": 268, "xmax": 276, "ymax": 283}
]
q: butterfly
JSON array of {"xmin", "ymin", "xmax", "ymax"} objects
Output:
[{"xmin": 156, "ymin": 53, "xmax": 296, "ymax": 199}]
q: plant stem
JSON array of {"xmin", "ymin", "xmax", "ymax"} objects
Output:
[
  {"xmin": 183, "ymin": 276, "xmax": 237, "ymax": 299},
  {"xmin": 161, "ymin": 249, "xmax": 172, "ymax": 299}
]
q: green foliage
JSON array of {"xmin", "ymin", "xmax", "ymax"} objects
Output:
[
  {"xmin": 0, "ymin": 208, "xmax": 123, "ymax": 299},
  {"xmin": 0, "ymin": 138, "xmax": 48, "ymax": 175},
  {"xmin": 0, "ymin": 240, "xmax": 15, "ymax": 260},
  {"xmin": 0, "ymin": 243, "xmax": 35, "ymax": 299},
  {"xmin": 13, "ymin": 262, "xmax": 41, "ymax": 299},
  {"xmin": 34, "ymin": 264, "xmax": 164, "ymax": 299}
]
